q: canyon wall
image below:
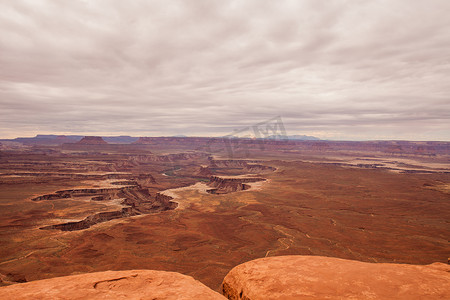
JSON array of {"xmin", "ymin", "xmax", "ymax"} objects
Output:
[
  {"xmin": 33, "ymin": 185, "xmax": 177, "ymax": 231},
  {"xmin": 40, "ymin": 207, "xmax": 137, "ymax": 231},
  {"xmin": 207, "ymin": 175, "xmax": 265, "ymax": 194}
]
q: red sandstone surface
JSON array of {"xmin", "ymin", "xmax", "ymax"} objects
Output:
[
  {"xmin": 222, "ymin": 255, "xmax": 450, "ymax": 299},
  {"xmin": 0, "ymin": 270, "xmax": 225, "ymax": 299},
  {"xmin": 0, "ymin": 256, "xmax": 447, "ymax": 299}
]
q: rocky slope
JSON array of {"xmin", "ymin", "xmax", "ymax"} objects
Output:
[
  {"xmin": 0, "ymin": 270, "xmax": 225, "ymax": 299},
  {"xmin": 221, "ymin": 255, "xmax": 450, "ymax": 300}
]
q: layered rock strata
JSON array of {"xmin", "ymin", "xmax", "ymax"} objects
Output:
[
  {"xmin": 33, "ymin": 186, "xmax": 177, "ymax": 231},
  {"xmin": 207, "ymin": 176, "xmax": 265, "ymax": 194}
]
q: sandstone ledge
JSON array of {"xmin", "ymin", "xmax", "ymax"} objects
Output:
[
  {"xmin": 2, "ymin": 257, "xmax": 449, "ymax": 299},
  {"xmin": 221, "ymin": 255, "xmax": 450, "ymax": 300},
  {"xmin": 0, "ymin": 270, "xmax": 225, "ymax": 300}
]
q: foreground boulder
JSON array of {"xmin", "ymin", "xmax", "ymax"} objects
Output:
[
  {"xmin": 0, "ymin": 270, "xmax": 225, "ymax": 300},
  {"xmin": 222, "ymin": 255, "xmax": 450, "ymax": 300}
]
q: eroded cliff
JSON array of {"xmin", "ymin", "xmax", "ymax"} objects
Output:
[
  {"xmin": 207, "ymin": 175, "xmax": 265, "ymax": 194},
  {"xmin": 33, "ymin": 184, "xmax": 177, "ymax": 231}
]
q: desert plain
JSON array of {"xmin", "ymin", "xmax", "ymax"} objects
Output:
[{"xmin": 0, "ymin": 137, "xmax": 448, "ymax": 291}]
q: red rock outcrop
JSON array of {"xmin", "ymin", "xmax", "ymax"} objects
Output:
[
  {"xmin": 207, "ymin": 176, "xmax": 265, "ymax": 194},
  {"xmin": 209, "ymin": 176, "xmax": 265, "ymax": 185},
  {"xmin": 33, "ymin": 185, "xmax": 177, "ymax": 231},
  {"xmin": 76, "ymin": 136, "xmax": 108, "ymax": 145},
  {"xmin": 209, "ymin": 160, "xmax": 276, "ymax": 173},
  {"xmin": 31, "ymin": 187, "xmax": 133, "ymax": 201},
  {"xmin": 0, "ymin": 270, "xmax": 226, "ymax": 299},
  {"xmin": 197, "ymin": 166, "xmax": 213, "ymax": 177},
  {"xmin": 40, "ymin": 207, "xmax": 138, "ymax": 231},
  {"xmin": 221, "ymin": 255, "xmax": 450, "ymax": 300}
]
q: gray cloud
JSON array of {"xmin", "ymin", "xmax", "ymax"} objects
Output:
[{"xmin": 0, "ymin": 0, "xmax": 449, "ymax": 140}]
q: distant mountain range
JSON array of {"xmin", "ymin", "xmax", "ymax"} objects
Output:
[
  {"xmin": 0, "ymin": 134, "xmax": 320, "ymax": 146},
  {"xmin": 265, "ymin": 134, "xmax": 320, "ymax": 141}
]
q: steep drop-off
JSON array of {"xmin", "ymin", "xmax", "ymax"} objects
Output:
[
  {"xmin": 207, "ymin": 175, "xmax": 265, "ymax": 194},
  {"xmin": 33, "ymin": 185, "xmax": 177, "ymax": 231}
]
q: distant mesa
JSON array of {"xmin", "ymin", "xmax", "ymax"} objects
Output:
[
  {"xmin": 133, "ymin": 136, "xmax": 191, "ymax": 144},
  {"xmin": 76, "ymin": 136, "xmax": 108, "ymax": 145},
  {"xmin": 133, "ymin": 137, "xmax": 153, "ymax": 144},
  {"xmin": 265, "ymin": 134, "xmax": 320, "ymax": 140},
  {"xmin": 102, "ymin": 135, "xmax": 139, "ymax": 144}
]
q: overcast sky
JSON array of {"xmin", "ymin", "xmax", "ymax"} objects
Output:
[{"xmin": 0, "ymin": 0, "xmax": 449, "ymax": 140}]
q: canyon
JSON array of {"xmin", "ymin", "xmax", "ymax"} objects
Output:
[{"xmin": 0, "ymin": 136, "xmax": 448, "ymax": 298}]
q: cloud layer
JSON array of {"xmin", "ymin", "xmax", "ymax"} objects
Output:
[{"xmin": 1, "ymin": 0, "xmax": 449, "ymax": 140}]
